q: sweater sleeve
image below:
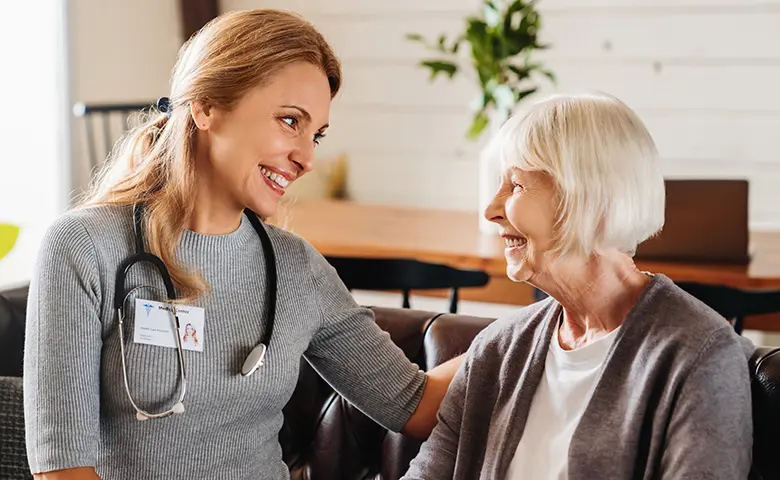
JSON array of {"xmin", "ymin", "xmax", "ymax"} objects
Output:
[
  {"xmin": 23, "ymin": 215, "xmax": 103, "ymax": 474},
  {"xmin": 301, "ymin": 242, "xmax": 427, "ymax": 432},
  {"xmin": 660, "ymin": 326, "xmax": 753, "ymax": 478}
]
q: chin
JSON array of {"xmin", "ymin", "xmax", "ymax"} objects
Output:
[
  {"xmin": 244, "ymin": 195, "xmax": 280, "ymax": 219},
  {"xmin": 506, "ymin": 264, "xmax": 533, "ymax": 283}
]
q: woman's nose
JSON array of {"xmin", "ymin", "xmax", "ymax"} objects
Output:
[
  {"xmin": 484, "ymin": 189, "xmax": 505, "ymax": 224},
  {"xmin": 290, "ymin": 139, "xmax": 316, "ymax": 174}
]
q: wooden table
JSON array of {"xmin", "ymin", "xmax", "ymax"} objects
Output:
[{"xmin": 271, "ymin": 199, "xmax": 780, "ymax": 331}]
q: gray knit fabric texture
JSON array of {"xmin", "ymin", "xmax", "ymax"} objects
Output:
[{"xmin": 23, "ymin": 204, "xmax": 426, "ymax": 479}]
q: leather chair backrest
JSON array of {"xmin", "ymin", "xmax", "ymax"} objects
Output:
[
  {"xmin": 0, "ymin": 285, "xmax": 28, "ymax": 377},
  {"xmin": 750, "ymin": 347, "xmax": 780, "ymax": 479}
]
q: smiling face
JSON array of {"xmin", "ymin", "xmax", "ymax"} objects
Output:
[
  {"xmin": 485, "ymin": 166, "xmax": 559, "ymax": 284},
  {"xmin": 192, "ymin": 61, "xmax": 332, "ymax": 218}
]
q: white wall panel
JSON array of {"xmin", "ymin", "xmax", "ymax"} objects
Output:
[{"xmin": 221, "ymin": 0, "xmax": 780, "ymax": 228}]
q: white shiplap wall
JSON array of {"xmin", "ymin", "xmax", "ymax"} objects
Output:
[
  {"xmin": 223, "ymin": 0, "xmax": 780, "ymax": 229},
  {"xmin": 68, "ymin": 0, "xmax": 182, "ymax": 193}
]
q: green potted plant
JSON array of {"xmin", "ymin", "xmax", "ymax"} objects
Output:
[
  {"xmin": 406, "ymin": 0, "xmax": 554, "ymax": 233},
  {"xmin": 0, "ymin": 224, "xmax": 19, "ymax": 262}
]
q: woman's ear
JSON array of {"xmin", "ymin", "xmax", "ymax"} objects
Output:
[{"xmin": 190, "ymin": 101, "xmax": 212, "ymax": 130}]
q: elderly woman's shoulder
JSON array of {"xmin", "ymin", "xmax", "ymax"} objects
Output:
[
  {"xmin": 638, "ymin": 274, "xmax": 754, "ymax": 358},
  {"xmin": 642, "ymin": 274, "xmax": 730, "ymax": 330},
  {"xmin": 468, "ymin": 296, "xmax": 557, "ymax": 355}
]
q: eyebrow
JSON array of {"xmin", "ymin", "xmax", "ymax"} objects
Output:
[{"xmin": 282, "ymin": 105, "xmax": 329, "ymax": 131}]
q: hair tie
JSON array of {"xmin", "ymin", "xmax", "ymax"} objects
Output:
[{"xmin": 156, "ymin": 97, "xmax": 172, "ymax": 119}]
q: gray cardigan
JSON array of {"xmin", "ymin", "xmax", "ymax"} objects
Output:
[{"xmin": 403, "ymin": 274, "xmax": 754, "ymax": 479}]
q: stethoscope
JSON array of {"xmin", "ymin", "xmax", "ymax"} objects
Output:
[{"xmin": 115, "ymin": 203, "xmax": 277, "ymax": 421}]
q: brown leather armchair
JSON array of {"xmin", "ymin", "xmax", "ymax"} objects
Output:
[{"xmin": 1, "ymin": 285, "xmax": 779, "ymax": 479}]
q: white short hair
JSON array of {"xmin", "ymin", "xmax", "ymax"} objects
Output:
[{"xmin": 488, "ymin": 92, "xmax": 665, "ymax": 257}]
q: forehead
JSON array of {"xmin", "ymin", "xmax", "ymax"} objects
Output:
[
  {"xmin": 507, "ymin": 166, "xmax": 555, "ymax": 188},
  {"xmin": 237, "ymin": 62, "xmax": 332, "ymax": 120}
]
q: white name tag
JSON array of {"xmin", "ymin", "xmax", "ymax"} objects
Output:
[{"xmin": 133, "ymin": 299, "xmax": 205, "ymax": 352}]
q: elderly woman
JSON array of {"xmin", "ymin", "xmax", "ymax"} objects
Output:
[{"xmin": 402, "ymin": 92, "xmax": 754, "ymax": 479}]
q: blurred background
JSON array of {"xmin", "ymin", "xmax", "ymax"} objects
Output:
[{"xmin": 1, "ymin": 0, "xmax": 779, "ymax": 340}]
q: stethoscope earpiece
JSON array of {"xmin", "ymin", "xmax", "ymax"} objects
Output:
[
  {"xmin": 172, "ymin": 402, "xmax": 185, "ymax": 414},
  {"xmin": 135, "ymin": 402, "xmax": 185, "ymax": 422}
]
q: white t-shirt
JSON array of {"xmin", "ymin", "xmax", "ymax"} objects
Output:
[{"xmin": 505, "ymin": 322, "xmax": 620, "ymax": 479}]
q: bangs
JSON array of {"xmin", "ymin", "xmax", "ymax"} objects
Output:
[{"xmin": 490, "ymin": 110, "xmax": 549, "ymax": 174}]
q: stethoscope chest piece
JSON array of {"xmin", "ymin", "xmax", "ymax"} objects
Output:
[{"xmin": 241, "ymin": 343, "xmax": 267, "ymax": 377}]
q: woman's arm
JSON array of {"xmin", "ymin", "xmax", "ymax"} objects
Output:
[
  {"xmin": 301, "ymin": 241, "xmax": 461, "ymax": 437},
  {"xmin": 34, "ymin": 467, "xmax": 101, "ymax": 480},
  {"xmin": 24, "ymin": 215, "xmax": 103, "ymax": 476},
  {"xmin": 402, "ymin": 354, "xmax": 464, "ymax": 438},
  {"xmin": 660, "ymin": 327, "xmax": 752, "ymax": 478},
  {"xmin": 400, "ymin": 354, "xmax": 470, "ymax": 480}
]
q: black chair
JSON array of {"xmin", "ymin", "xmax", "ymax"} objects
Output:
[
  {"xmin": 324, "ymin": 256, "xmax": 490, "ymax": 313},
  {"xmin": 675, "ymin": 282, "xmax": 780, "ymax": 335},
  {"xmin": 72, "ymin": 101, "xmax": 155, "ymax": 171}
]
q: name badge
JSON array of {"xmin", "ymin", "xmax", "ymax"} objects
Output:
[{"xmin": 133, "ymin": 299, "xmax": 205, "ymax": 352}]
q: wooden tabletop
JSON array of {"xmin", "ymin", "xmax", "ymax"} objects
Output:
[
  {"xmin": 270, "ymin": 198, "xmax": 780, "ymax": 329},
  {"xmin": 274, "ymin": 198, "xmax": 780, "ymax": 286}
]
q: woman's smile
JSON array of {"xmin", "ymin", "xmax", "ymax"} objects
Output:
[{"xmin": 258, "ymin": 165, "xmax": 293, "ymax": 196}]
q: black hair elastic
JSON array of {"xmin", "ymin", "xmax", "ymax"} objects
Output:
[{"xmin": 156, "ymin": 97, "xmax": 172, "ymax": 119}]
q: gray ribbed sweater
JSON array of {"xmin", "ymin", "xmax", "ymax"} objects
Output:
[
  {"xmin": 403, "ymin": 274, "xmax": 755, "ymax": 479},
  {"xmin": 23, "ymin": 204, "xmax": 426, "ymax": 479}
]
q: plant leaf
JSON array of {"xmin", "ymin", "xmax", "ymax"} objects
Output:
[
  {"xmin": 508, "ymin": 64, "xmax": 529, "ymax": 79},
  {"xmin": 450, "ymin": 34, "xmax": 465, "ymax": 54},
  {"xmin": 467, "ymin": 112, "xmax": 490, "ymax": 141},
  {"xmin": 465, "ymin": 18, "xmax": 490, "ymax": 61},
  {"xmin": 0, "ymin": 224, "xmax": 20, "ymax": 261},
  {"xmin": 420, "ymin": 60, "xmax": 459, "ymax": 80},
  {"xmin": 437, "ymin": 34, "xmax": 448, "ymax": 51},
  {"xmin": 502, "ymin": 0, "xmax": 542, "ymax": 57},
  {"xmin": 410, "ymin": 0, "xmax": 553, "ymax": 141},
  {"xmin": 406, "ymin": 33, "xmax": 425, "ymax": 42},
  {"xmin": 514, "ymin": 87, "xmax": 538, "ymax": 101}
]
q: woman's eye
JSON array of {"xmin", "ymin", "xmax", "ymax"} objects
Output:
[
  {"xmin": 511, "ymin": 182, "xmax": 524, "ymax": 192},
  {"xmin": 313, "ymin": 132, "xmax": 326, "ymax": 146},
  {"xmin": 281, "ymin": 116, "xmax": 298, "ymax": 129}
]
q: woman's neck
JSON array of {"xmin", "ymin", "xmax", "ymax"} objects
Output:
[
  {"xmin": 536, "ymin": 250, "xmax": 653, "ymax": 350},
  {"xmin": 188, "ymin": 201, "xmax": 243, "ymax": 235},
  {"xmin": 188, "ymin": 138, "xmax": 244, "ymax": 235}
]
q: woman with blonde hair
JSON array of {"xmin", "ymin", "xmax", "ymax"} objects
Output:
[
  {"xmin": 24, "ymin": 9, "xmax": 459, "ymax": 480},
  {"xmin": 403, "ymin": 92, "xmax": 754, "ymax": 479},
  {"xmin": 182, "ymin": 323, "xmax": 199, "ymax": 346}
]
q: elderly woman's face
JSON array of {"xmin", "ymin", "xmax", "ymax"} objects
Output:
[{"xmin": 485, "ymin": 166, "xmax": 558, "ymax": 283}]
